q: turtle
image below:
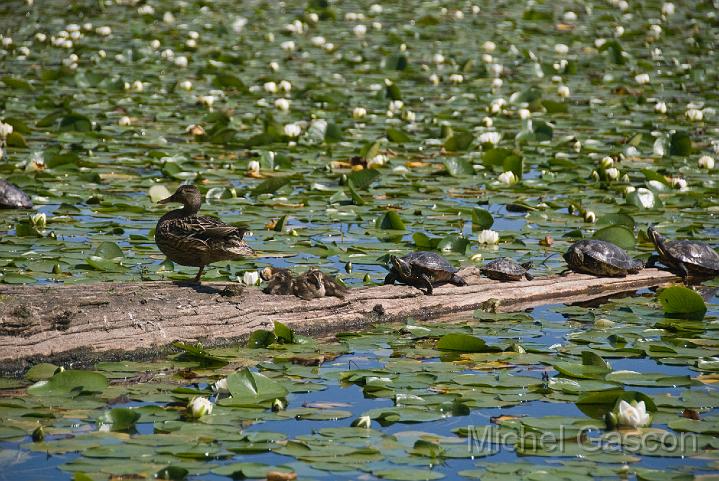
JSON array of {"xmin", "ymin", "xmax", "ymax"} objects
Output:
[
  {"xmin": 647, "ymin": 226, "xmax": 719, "ymax": 282},
  {"xmin": 481, "ymin": 257, "xmax": 534, "ymax": 281},
  {"xmin": 563, "ymin": 239, "xmax": 644, "ymax": 277},
  {"xmin": 384, "ymin": 251, "xmax": 467, "ymax": 295}
]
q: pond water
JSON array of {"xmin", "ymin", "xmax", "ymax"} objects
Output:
[{"xmin": 2, "ymin": 0, "xmax": 719, "ymax": 479}]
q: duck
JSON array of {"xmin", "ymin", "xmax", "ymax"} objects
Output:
[
  {"xmin": 292, "ymin": 269, "xmax": 349, "ymax": 300},
  {"xmin": 260, "ymin": 266, "xmax": 294, "ymax": 295},
  {"xmin": 155, "ymin": 185, "xmax": 254, "ymax": 283}
]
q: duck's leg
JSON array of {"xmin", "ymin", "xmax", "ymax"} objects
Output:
[{"xmin": 193, "ymin": 266, "xmax": 205, "ymax": 284}]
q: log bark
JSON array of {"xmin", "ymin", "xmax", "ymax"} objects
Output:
[{"xmin": 0, "ymin": 268, "xmax": 680, "ymax": 372}]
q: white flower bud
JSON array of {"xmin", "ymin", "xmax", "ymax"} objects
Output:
[
  {"xmin": 478, "ymin": 229, "xmax": 500, "ymax": 244},
  {"xmin": 118, "ymin": 116, "xmax": 132, "ymax": 126},
  {"xmin": 634, "ymin": 73, "xmax": 650, "ymax": 85},
  {"xmin": 698, "ymin": 155, "xmax": 715, "ymax": 169},
  {"xmin": 274, "ymin": 98, "xmax": 290, "ymax": 112},
  {"xmin": 655, "ymin": 101, "xmax": 667, "ymax": 114},
  {"xmin": 584, "ymin": 210, "xmax": 596, "ymax": 223},
  {"xmin": 497, "ymin": 171, "xmax": 518, "ymax": 185},
  {"xmin": 352, "ymin": 107, "xmax": 367, "ymax": 120},
  {"xmin": 188, "ymin": 397, "xmax": 213, "ymax": 418},
  {"xmin": 242, "ymin": 271, "xmax": 260, "ymax": 286}
]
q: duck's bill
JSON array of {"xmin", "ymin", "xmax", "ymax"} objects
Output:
[{"xmin": 158, "ymin": 194, "xmax": 174, "ymax": 204}]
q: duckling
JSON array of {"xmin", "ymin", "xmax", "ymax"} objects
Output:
[
  {"xmin": 319, "ymin": 272, "xmax": 350, "ymax": 299},
  {"xmin": 155, "ymin": 185, "xmax": 254, "ymax": 284},
  {"xmin": 292, "ymin": 269, "xmax": 326, "ymax": 300},
  {"xmin": 260, "ymin": 266, "xmax": 294, "ymax": 295}
]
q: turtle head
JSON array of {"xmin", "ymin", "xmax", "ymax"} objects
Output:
[
  {"xmin": 159, "ymin": 185, "xmax": 201, "ymax": 212},
  {"xmin": 647, "ymin": 225, "xmax": 665, "ymax": 251},
  {"xmin": 390, "ymin": 255, "xmax": 412, "ymax": 277}
]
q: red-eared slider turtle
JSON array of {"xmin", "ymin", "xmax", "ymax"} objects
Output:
[
  {"xmin": 563, "ymin": 239, "xmax": 643, "ymax": 277},
  {"xmin": 481, "ymin": 258, "xmax": 534, "ymax": 281},
  {"xmin": 155, "ymin": 185, "xmax": 254, "ymax": 283},
  {"xmin": 647, "ymin": 226, "xmax": 719, "ymax": 282},
  {"xmin": 384, "ymin": 251, "xmax": 467, "ymax": 295}
]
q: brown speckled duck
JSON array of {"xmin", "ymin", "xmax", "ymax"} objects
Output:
[{"xmin": 155, "ymin": 185, "xmax": 254, "ymax": 283}]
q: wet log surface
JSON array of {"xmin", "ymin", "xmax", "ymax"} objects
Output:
[{"xmin": 0, "ymin": 268, "xmax": 681, "ymax": 373}]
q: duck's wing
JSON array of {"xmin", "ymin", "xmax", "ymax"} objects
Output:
[{"xmin": 177, "ymin": 215, "xmax": 248, "ymax": 242}]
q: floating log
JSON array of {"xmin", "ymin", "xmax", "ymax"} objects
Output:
[{"xmin": 0, "ymin": 268, "xmax": 681, "ymax": 373}]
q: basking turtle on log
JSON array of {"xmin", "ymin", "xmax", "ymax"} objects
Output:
[
  {"xmin": 563, "ymin": 240, "xmax": 643, "ymax": 277},
  {"xmin": 481, "ymin": 258, "xmax": 534, "ymax": 281},
  {"xmin": 647, "ymin": 226, "xmax": 719, "ymax": 283},
  {"xmin": 384, "ymin": 251, "xmax": 467, "ymax": 295},
  {"xmin": 155, "ymin": 185, "xmax": 254, "ymax": 284},
  {"xmin": 0, "ymin": 179, "xmax": 32, "ymax": 209}
]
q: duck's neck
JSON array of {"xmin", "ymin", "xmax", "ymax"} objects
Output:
[{"xmin": 180, "ymin": 198, "xmax": 201, "ymax": 216}]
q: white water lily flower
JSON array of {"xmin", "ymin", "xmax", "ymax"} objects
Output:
[
  {"xmin": 478, "ymin": 229, "xmax": 500, "ymax": 245},
  {"xmin": 557, "ymin": 85, "xmax": 570, "ymax": 97},
  {"xmin": 491, "ymin": 78, "xmax": 503, "ymax": 91},
  {"xmin": 370, "ymin": 4, "xmax": 383, "ymax": 14},
  {"xmin": 518, "ymin": 109, "xmax": 531, "ymax": 120},
  {"xmin": 243, "ymin": 271, "xmax": 260, "ymax": 286},
  {"xmin": 655, "ymin": 101, "xmax": 667, "ymax": 114},
  {"xmin": 616, "ymin": 400, "xmax": 651, "ymax": 428},
  {"xmin": 163, "ymin": 11, "xmax": 175, "ymax": 24},
  {"xmin": 274, "ymin": 98, "xmax": 290, "ymax": 112},
  {"xmin": 624, "ymin": 186, "xmax": 636, "ymax": 195},
  {"xmin": 662, "ymin": 2, "xmax": 675, "ymax": 16},
  {"xmin": 278, "ymin": 80, "xmax": 291, "ymax": 93},
  {"xmin": 433, "ymin": 53, "xmax": 445, "ymax": 64},
  {"xmin": 213, "ymin": 377, "xmax": 229, "ymax": 394},
  {"xmin": 563, "ymin": 11, "xmax": 578, "ymax": 22},
  {"xmin": 479, "ymin": 131, "xmax": 501, "ymax": 146},
  {"xmin": 636, "ymin": 188, "xmax": 655, "ymax": 208},
  {"xmin": 95, "ymin": 25, "xmax": 112, "ymax": 36},
  {"xmin": 584, "ymin": 210, "xmax": 596, "ymax": 223},
  {"xmin": 178, "ymin": 80, "xmax": 192, "ymax": 91},
  {"xmin": 283, "ymin": 123, "xmax": 301, "ymax": 138},
  {"xmin": 263, "ymin": 81, "xmax": 278, "ymax": 93},
  {"xmin": 118, "ymin": 116, "xmax": 131, "ymax": 126},
  {"xmin": 685, "ymin": 108, "xmax": 703, "ymax": 121},
  {"xmin": 402, "ymin": 110, "xmax": 416, "ymax": 122},
  {"xmin": 482, "ymin": 40, "xmax": 496, "ymax": 52},
  {"xmin": 497, "ymin": 171, "xmax": 518, "ymax": 185},
  {"xmin": 232, "ymin": 17, "xmax": 248, "ymax": 33},
  {"xmin": 671, "ymin": 177, "xmax": 688, "ymax": 191},
  {"xmin": 489, "ymin": 63, "xmax": 503, "ymax": 77},
  {"xmin": 698, "ymin": 155, "xmax": 715, "ymax": 169},
  {"xmin": 0, "ymin": 122, "xmax": 14, "ymax": 138},
  {"xmin": 31, "ymin": 212, "xmax": 46, "ymax": 229},
  {"xmin": 131, "ymin": 80, "xmax": 144, "ymax": 92},
  {"xmin": 352, "ymin": 415, "xmax": 372, "ymax": 428},
  {"xmin": 247, "ymin": 160, "xmax": 260, "ymax": 174},
  {"xmin": 554, "ymin": 43, "xmax": 569, "ymax": 55},
  {"xmin": 137, "ymin": 4, "xmax": 155, "ymax": 15},
  {"xmin": 481, "ymin": 117, "xmax": 493, "ymax": 128},
  {"xmin": 429, "ymin": 73, "xmax": 440, "ymax": 85},
  {"xmin": 634, "ymin": 73, "xmax": 650, "ymax": 85},
  {"xmin": 600, "ymin": 156, "xmax": 614, "ymax": 169},
  {"xmin": 280, "ymin": 40, "xmax": 295, "ymax": 52},
  {"xmin": 174, "ymin": 56, "xmax": 188, "ymax": 67},
  {"xmin": 35, "ymin": 32, "xmax": 47, "ymax": 42},
  {"xmin": 368, "ymin": 154, "xmax": 387, "ymax": 168},
  {"xmin": 653, "ymin": 138, "xmax": 666, "ymax": 157},
  {"xmin": 352, "ymin": 107, "xmax": 367, "ymax": 120},
  {"xmin": 311, "ymin": 36, "xmax": 326, "ymax": 47},
  {"xmin": 353, "ymin": 24, "xmax": 367, "ymax": 38},
  {"xmin": 188, "ymin": 397, "xmax": 213, "ymax": 418},
  {"xmin": 605, "ymin": 167, "xmax": 620, "ymax": 180},
  {"xmin": 449, "ymin": 73, "xmax": 464, "ymax": 84},
  {"xmin": 481, "ymin": 53, "xmax": 493, "ymax": 64},
  {"xmin": 196, "ymin": 95, "xmax": 215, "ymax": 108}
]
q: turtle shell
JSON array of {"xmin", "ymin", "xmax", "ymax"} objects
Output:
[
  {"xmin": 564, "ymin": 239, "xmax": 643, "ymax": 277},
  {"xmin": 649, "ymin": 228, "xmax": 719, "ymax": 275},
  {"xmin": 481, "ymin": 257, "xmax": 530, "ymax": 281},
  {"xmin": 402, "ymin": 251, "xmax": 457, "ymax": 282}
]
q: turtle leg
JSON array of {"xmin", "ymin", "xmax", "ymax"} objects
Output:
[
  {"xmin": 676, "ymin": 262, "xmax": 690, "ymax": 285},
  {"xmin": 525, "ymin": 272, "xmax": 535, "ymax": 281},
  {"xmin": 384, "ymin": 272, "xmax": 398, "ymax": 285},
  {"xmin": 192, "ymin": 266, "xmax": 205, "ymax": 284},
  {"xmin": 449, "ymin": 274, "xmax": 467, "ymax": 287},
  {"xmin": 558, "ymin": 268, "xmax": 572, "ymax": 276},
  {"xmin": 646, "ymin": 254, "xmax": 659, "ymax": 268},
  {"xmin": 420, "ymin": 274, "xmax": 434, "ymax": 295}
]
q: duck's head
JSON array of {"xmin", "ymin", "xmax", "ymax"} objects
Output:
[{"xmin": 159, "ymin": 185, "xmax": 201, "ymax": 210}]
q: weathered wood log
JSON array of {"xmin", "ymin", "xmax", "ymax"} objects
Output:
[{"xmin": 0, "ymin": 268, "xmax": 681, "ymax": 372}]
